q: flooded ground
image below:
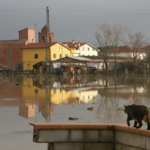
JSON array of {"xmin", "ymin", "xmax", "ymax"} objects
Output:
[{"xmin": 0, "ymin": 74, "xmax": 150, "ymax": 150}]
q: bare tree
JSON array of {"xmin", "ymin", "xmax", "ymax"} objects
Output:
[
  {"xmin": 142, "ymin": 52, "xmax": 150, "ymax": 74},
  {"xmin": 127, "ymin": 31, "xmax": 148, "ymax": 74},
  {"xmin": 95, "ymin": 23, "xmax": 112, "ymax": 73},
  {"xmin": 96, "ymin": 23, "xmax": 127, "ymax": 74},
  {"xmin": 111, "ymin": 24, "xmax": 127, "ymax": 74}
]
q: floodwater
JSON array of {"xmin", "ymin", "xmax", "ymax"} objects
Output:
[{"xmin": 0, "ymin": 75, "xmax": 150, "ymax": 150}]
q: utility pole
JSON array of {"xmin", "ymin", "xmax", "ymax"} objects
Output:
[
  {"xmin": 45, "ymin": 6, "xmax": 51, "ymax": 123},
  {"xmin": 46, "ymin": 6, "xmax": 51, "ymax": 75}
]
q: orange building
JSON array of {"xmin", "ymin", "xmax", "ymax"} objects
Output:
[
  {"xmin": 0, "ymin": 25, "xmax": 54, "ymax": 69},
  {"xmin": 0, "ymin": 27, "xmax": 35, "ymax": 69}
]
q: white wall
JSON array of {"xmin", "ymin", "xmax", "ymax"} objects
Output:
[
  {"xmin": 109, "ymin": 52, "xmax": 146, "ymax": 60},
  {"xmin": 79, "ymin": 44, "xmax": 98, "ymax": 56}
]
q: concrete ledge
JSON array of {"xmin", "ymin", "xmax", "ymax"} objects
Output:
[
  {"xmin": 85, "ymin": 143, "xmax": 114, "ymax": 150},
  {"xmin": 100, "ymin": 130, "xmax": 114, "ymax": 142},
  {"xmin": 146, "ymin": 136, "xmax": 150, "ymax": 150},
  {"xmin": 115, "ymin": 130, "xmax": 129, "ymax": 145},
  {"xmin": 70, "ymin": 130, "xmax": 99, "ymax": 142},
  {"xmin": 38, "ymin": 130, "xmax": 69, "ymax": 143},
  {"xmin": 53, "ymin": 143, "xmax": 84, "ymax": 150},
  {"xmin": 114, "ymin": 124, "xmax": 150, "ymax": 136},
  {"xmin": 30, "ymin": 123, "xmax": 150, "ymax": 150},
  {"xmin": 130, "ymin": 133, "xmax": 145, "ymax": 149},
  {"xmin": 115, "ymin": 143, "xmax": 142, "ymax": 150},
  {"xmin": 29, "ymin": 123, "xmax": 114, "ymax": 130},
  {"xmin": 30, "ymin": 123, "xmax": 150, "ymax": 137}
]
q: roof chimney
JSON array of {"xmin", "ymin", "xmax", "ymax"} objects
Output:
[
  {"xmin": 72, "ymin": 40, "xmax": 74, "ymax": 43},
  {"xmin": 63, "ymin": 42, "xmax": 68, "ymax": 47},
  {"xmin": 78, "ymin": 42, "xmax": 80, "ymax": 47},
  {"xmin": 129, "ymin": 43, "xmax": 132, "ymax": 47},
  {"xmin": 75, "ymin": 42, "xmax": 77, "ymax": 47}
]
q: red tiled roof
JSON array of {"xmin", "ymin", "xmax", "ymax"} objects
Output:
[
  {"xmin": 143, "ymin": 46, "xmax": 150, "ymax": 51},
  {"xmin": 117, "ymin": 46, "xmax": 132, "ymax": 52},
  {"xmin": 113, "ymin": 46, "xmax": 148, "ymax": 53},
  {"xmin": 21, "ymin": 42, "xmax": 58, "ymax": 49},
  {"xmin": 62, "ymin": 42, "xmax": 87, "ymax": 48}
]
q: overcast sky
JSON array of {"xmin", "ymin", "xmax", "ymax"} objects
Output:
[{"xmin": 0, "ymin": 0, "xmax": 150, "ymax": 47}]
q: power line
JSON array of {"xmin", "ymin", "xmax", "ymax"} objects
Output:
[
  {"xmin": 0, "ymin": 7, "xmax": 45, "ymax": 11},
  {"xmin": 0, "ymin": 4, "xmax": 149, "ymax": 12},
  {"xmin": 0, "ymin": 5, "xmax": 150, "ymax": 15},
  {"xmin": 48, "ymin": 7, "xmax": 150, "ymax": 15},
  {"xmin": 0, "ymin": 4, "xmax": 43, "ymax": 8}
]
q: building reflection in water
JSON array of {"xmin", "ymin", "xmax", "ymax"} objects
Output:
[
  {"xmin": 19, "ymin": 100, "xmax": 35, "ymax": 118},
  {"xmin": 0, "ymin": 75, "xmax": 150, "ymax": 123}
]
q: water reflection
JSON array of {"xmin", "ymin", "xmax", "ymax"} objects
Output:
[
  {"xmin": 19, "ymin": 100, "xmax": 35, "ymax": 118},
  {"xmin": 0, "ymin": 75, "xmax": 150, "ymax": 123},
  {"xmin": 1, "ymin": 75, "xmax": 150, "ymax": 150}
]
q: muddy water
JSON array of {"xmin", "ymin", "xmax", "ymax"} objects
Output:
[{"xmin": 0, "ymin": 75, "xmax": 150, "ymax": 150}]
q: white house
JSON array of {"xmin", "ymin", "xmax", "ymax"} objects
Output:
[
  {"xmin": 79, "ymin": 43, "xmax": 98, "ymax": 56},
  {"xmin": 62, "ymin": 40, "xmax": 99, "ymax": 57},
  {"xmin": 109, "ymin": 46, "xmax": 148, "ymax": 60}
]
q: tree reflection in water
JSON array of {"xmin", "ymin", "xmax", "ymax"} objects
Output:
[
  {"xmin": 96, "ymin": 76, "xmax": 125, "ymax": 123},
  {"xmin": 96, "ymin": 75, "xmax": 150, "ymax": 123},
  {"xmin": 126, "ymin": 75, "xmax": 150, "ymax": 106}
]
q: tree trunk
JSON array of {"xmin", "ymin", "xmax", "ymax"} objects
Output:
[
  {"xmin": 105, "ymin": 62, "xmax": 108, "ymax": 75},
  {"xmin": 105, "ymin": 62, "xmax": 107, "ymax": 70},
  {"xmin": 134, "ymin": 60, "xmax": 137, "ymax": 74},
  {"xmin": 149, "ymin": 63, "xmax": 150, "ymax": 74},
  {"xmin": 114, "ymin": 59, "xmax": 117, "ymax": 74}
]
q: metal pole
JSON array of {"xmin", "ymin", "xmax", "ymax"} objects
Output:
[
  {"xmin": 45, "ymin": 6, "xmax": 51, "ymax": 123},
  {"xmin": 46, "ymin": 6, "xmax": 51, "ymax": 75}
]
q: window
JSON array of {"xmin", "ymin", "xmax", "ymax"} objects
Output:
[
  {"xmin": 54, "ymin": 89, "xmax": 56, "ymax": 93},
  {"xmin": 60, "ymin": 89, "xmax": 61, "ymax": 93},
  {"xmin": 65, "ymin": 54, "xmax": 68, "ymax": 57},
  {"xmin": 53, "ymin": 54, "xmax": 56, "ymax": 58},
  {"xmin": 41, "ymin": 36, "xmax": 44, "ymax": 42},
  {"xmin": 60, "ymin": 54, "xmax": 62, "ymax": 58},
  {"xmin": 82, "ymin": 47, "xmax": 84, "ymax": 51},
  {"xmin": 60, "ymin": 47, "xmax": 62, "ymax": 51},
  {"xmin": 35, "ymin": 89, "xmax": 38, "ymax": 94},
  {"xmin": 88, "ymin": 47, "xmax": 90, "ymax": 51},
  {"xmin": 35, "ymin": 54, "xmax": 38, "ymax": 59}
]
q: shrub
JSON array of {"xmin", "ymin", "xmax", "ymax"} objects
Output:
[{"xmin": 125, "ymin": 60, "xmax": 145, "ymax": 74}]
